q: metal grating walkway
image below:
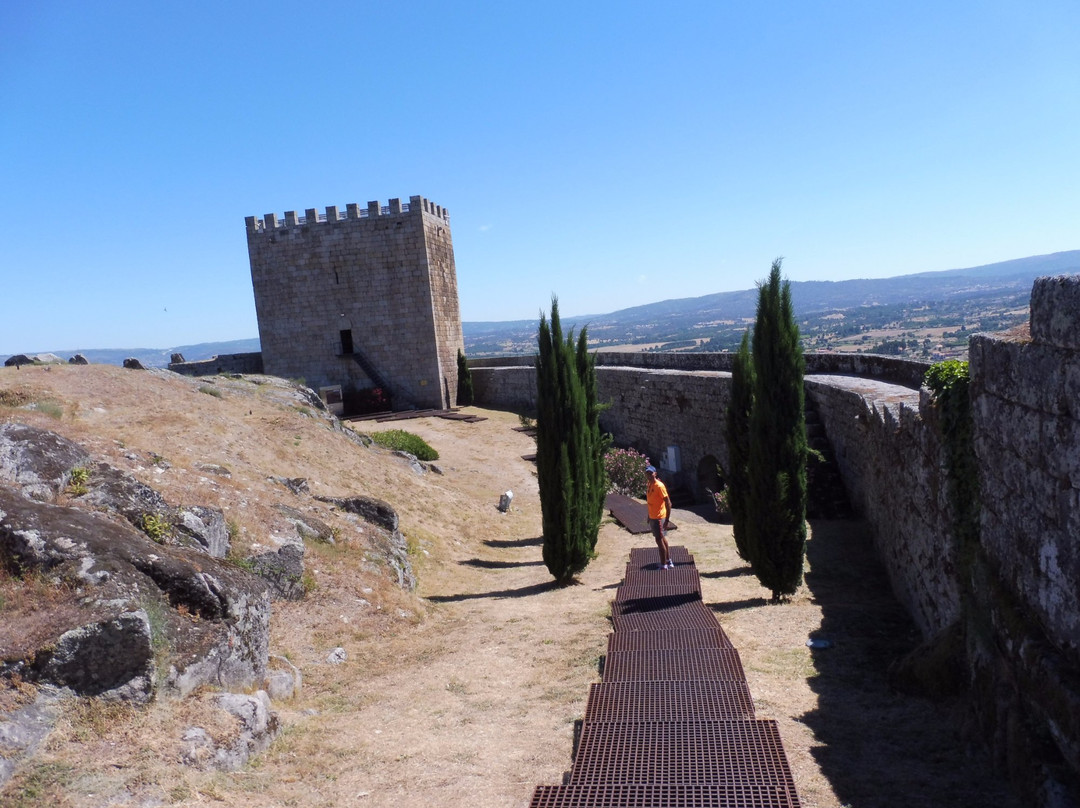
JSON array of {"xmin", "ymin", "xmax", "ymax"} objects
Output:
[
  {"xmin": 570, "ymin": 720, "xmax": 798, "ymax": 786},
  {"xmin": 530, "ymin": 783, "xmax": 802, "ymax": 808},
  {"xmin": 529, "ymin": 544, "xmax": 803, "ymax": 807},
  {"xmin": 585, "ymin": 682, "xmax": 755, "ymax": 722},
  {"xmin": 602, "ymin": 648, "xmax": 747, "ymax": 683},
  {"xmin": 607, "ymin": 628, "xmax": 734, "ymax": 653}
]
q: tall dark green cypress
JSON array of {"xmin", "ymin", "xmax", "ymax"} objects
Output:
[
  {"xmin": 725, "ymin": 331, "xmax": 755, "ymax": 563},
  {"xmin": 536, "ymin": 298, "xmax": 606, "ymax": 584},
  {"xmin": 456, "ymin": 349, "xmax": 474, "ymax": 406},
  {"xmin": 747, "ymin": 259, "xmax": 808, "ymax": 600}
]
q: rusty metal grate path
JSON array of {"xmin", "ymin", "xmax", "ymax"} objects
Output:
[
  {"xmin": 585, "ymin": 682, "xmax": 755, "ymax": 722},
  {"xmin": 529, "ymin": 545, "xmax": 803, "ymax": 808}
]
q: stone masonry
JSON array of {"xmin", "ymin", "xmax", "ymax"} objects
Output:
[{"xmin": 245, "ymin": 196, "xmax": 464, "ymax": 410}]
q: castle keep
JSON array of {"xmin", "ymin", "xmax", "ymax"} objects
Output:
[{"xmin": 245, "ymin": 196, "xmax": 464, "ymax": 411}]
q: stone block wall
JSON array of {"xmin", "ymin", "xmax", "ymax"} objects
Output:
[
  {"xmin": 469, "ymin": 365, "xmax": 537, "ymax": 414},
  {"xmin": 169, "ymin": 353, "xmax": 264, "ymax": 378},
  {"xmin": 968, "ymin": 276, "xmax": 1080, "ymax": 795},
  {"xmin": 804, "ymin": 376, "xmax": 960, "ymax": 637},
  {"xmin": 245, "ymin": 197, "xmax": 463, "ymax": 410},
  {"xmin": 595, "ymin": 367, "xmax": 731, "ymax": 495},
  {"xmin": 970, "ymin": 279, "xmax": 1080, "ymax": 664},
  {"xmin": 470, "ymin": 362, "xmax": 731, "ymax": 495}
]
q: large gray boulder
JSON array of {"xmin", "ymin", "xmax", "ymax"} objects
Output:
[
  {"xmin": 0, "ymin": 485, "xmax": 271, "ymax": 701},
  {"xmin": 0, "ymin": 422, "xmax": 90, "ymax": 501}
]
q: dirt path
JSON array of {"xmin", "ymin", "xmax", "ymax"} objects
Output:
[
  {"xmin": 254, "ymin": 410, "xmax": 1017, "ymax": 808},
  {"xmin": 0, "ymin": 370, "xmax": 1020, "ymax": 807}
]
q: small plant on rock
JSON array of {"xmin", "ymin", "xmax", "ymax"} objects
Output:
[
  {"xmin": 66, "ymin": 466, "xmax": 90, "ymax": 497},
  {"xmin": 139, "ymin": 512, "xmax": 170, "ymax": 543}
]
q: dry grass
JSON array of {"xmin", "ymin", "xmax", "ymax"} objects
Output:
[{"xmin": 0, "ymin": 364, "xmax": 1019, "ymax": 807}]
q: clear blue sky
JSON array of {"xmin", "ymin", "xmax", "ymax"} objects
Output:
[{"xmin": 2, "ymin": 1, "xmax": 1077, "ymax": 354}]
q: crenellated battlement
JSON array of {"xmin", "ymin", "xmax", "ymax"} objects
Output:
[{"xmin": 245, "ymin": 195, "xmax": 450, "ymax": 234}]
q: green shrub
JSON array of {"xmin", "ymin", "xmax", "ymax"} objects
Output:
[
  {"xmin": 139, "ymin": 513, "xmax": 170, "ymax": 542},
  {"xmin": 603, "ymin": 447, "xmax": 649, "ymax": 497},
  {"xmin": 67, "ymin": 466, "xmax": 90, "ymax": 497},
  {"xmin": 198, "ymin": 385, "xmax": 223, "ymax": 399},
  {"xmin": 370, "ymin": 429, "xmax": 439, "ymax": 461}
]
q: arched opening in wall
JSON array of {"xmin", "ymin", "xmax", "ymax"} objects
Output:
[{"xmin": 697, "ymin": 455, "xmax": 724, "ymax": 502}]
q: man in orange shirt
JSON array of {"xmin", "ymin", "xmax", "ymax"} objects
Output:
[{"xmin": 645, "ymin": 465, "xmax": 674, "ymax": 569}]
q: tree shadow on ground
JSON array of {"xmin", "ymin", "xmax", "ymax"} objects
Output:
[
  {"xmin": 426, "ymin": 580, "xmax": 561, "ymax": 603},
  {"xmin": 706, "ymin": 597, "xmax": 770, "ymax": 614},
  {"xmin": 701, "ymin": 566, "xmax": 754, "ymax": 579},
  {"xmin": 483, "ymin": 536, "xmax": 544, "ymax": 548},
  {"xmin": 799, "ymin": 519, "xmax": 1019, "ymax": 808},
  {"xmin": 459, "ymin": 558, "xmax": 544, "ymax": 569}
]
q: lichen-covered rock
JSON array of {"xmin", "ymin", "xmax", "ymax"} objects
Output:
[
  {"xmin": 270, "ymin": 476, "xmax": 309, "ymax": 496},
  {"xmin": 34, "ymin": 611, "xmax": 155, "ymax": 702},
  {"xmin": 275, "ymin": 503, "xmax": 335, "ymax": 544},
  {"xmin": 0, "ymin": 487, "xmax": 271, "ymax": 700},
  {"xmin": 316, "ymin": 495, "xmax": 415, "ymax": 590},
  {"xmin": 175, "ymin": 504, "xmax": 230, "ymax": 558},
  {"xmin": 79, "ymin": 460, "xmax": 173, "ymax": 536},
  {"xmin": 0, "ymin": 423, "xmax": 90, "ymax": 501},
  {"xmin": 249, "ymin": 542, "xmax": 306, "ymax": 600},
  {"xmin": 180, "ymin": 691, "xmax": 280, "ymax": 771}
]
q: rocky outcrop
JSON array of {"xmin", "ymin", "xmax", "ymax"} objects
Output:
[
  {"xmin": 180, "ymin": 690, "xmax": 280, "ymax": 771},
  {"xmin": 0, "ymin": 422, "xmax": 273, "ymax": 705},
  {"xmin": 317, "ymin": 495, "xmax": 416, "ymax": 590},
  {"xmin": 0, "ymin": 487, "xmax": 271, "ymax": 700},
  {"xmin": 0, "ymin": 422, "xmax": 90, "ymax": 502}
]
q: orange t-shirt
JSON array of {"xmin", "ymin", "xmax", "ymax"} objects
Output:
[{"xmin": 647, "ymin": 479, "xmax": 670, "ymax": 520}]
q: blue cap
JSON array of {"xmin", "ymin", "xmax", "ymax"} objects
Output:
[{"xmin": 645, "ymin": 465, "xmax": 656, "ymax": 473}]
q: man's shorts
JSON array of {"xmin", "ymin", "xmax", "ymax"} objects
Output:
[{"xmin": 649, "ymin": 518, "xmax": 666, "ymax": 541}]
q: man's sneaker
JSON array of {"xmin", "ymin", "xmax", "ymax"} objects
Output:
[{"xmin": 666, "ymin": 560, "xmax": 675, "ymax": 569}]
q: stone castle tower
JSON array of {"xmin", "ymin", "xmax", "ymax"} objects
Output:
[{"xmin": 245, "ymin": 196, "xmax": 464, "ymax": 412}]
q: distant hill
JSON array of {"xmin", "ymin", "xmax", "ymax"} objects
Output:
[
  {"xmin": 5, "ymin": 251, "xmax": 1077, "ymax": 366},
  {"xmin": 1, "ymin": 339, "xmax": 261, "ymax": 369},
  {"xmin": 462, "ymin": 250, "xmax": 1080, "ymax": 357}
]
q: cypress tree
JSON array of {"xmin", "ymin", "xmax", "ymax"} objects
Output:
[
  {"xmin": 456, "ymin": 349, "xmax": 474, "ymax": 406},
  {"xmin": 536, "ymin": 298, "xmax": 606, "ymax": 584},
  {"xmin": 725, "ymin": 331, "xmax": 755, "ymax": 563},
  {"xmin": 747, "ymin": 259, "xmax": 808, "ymax": 600}
]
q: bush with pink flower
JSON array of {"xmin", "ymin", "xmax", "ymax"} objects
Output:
[{"xmin": 603, "ymin": 447, "xmax": 650, "ymax": 498}]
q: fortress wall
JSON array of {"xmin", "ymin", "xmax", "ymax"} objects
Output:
[
  {"xmin": 470, "ymin": 365, "xmax": 537, "ymax": 414},
  {"xmin": 169, "ymin": 352, "xmax": 264, "ymax": 377},
  {"xmin": 805, "ymin": 376, "xmax": 960, "ymax": 636},
  {"xmin": 470, "ymin": 351, "xmax": 929, "ymax": 387},
  {"xmin": 422, "ymin": 212, "xmax": 464, "ymax": 407},
  {"xmin": 971, "ymin": 276, "xmax": 1080, "ymax": 665},
  {"xmin": 470, "ymin": 314, "xmax": 1080, "ymax": 793},
  {"xmin": 968, "ymin": 275, "xmax": 1080, "ymax": 792},
  {"xmin": 595, "ymin": 367, "xmax": 731, "ymax": 494}
]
